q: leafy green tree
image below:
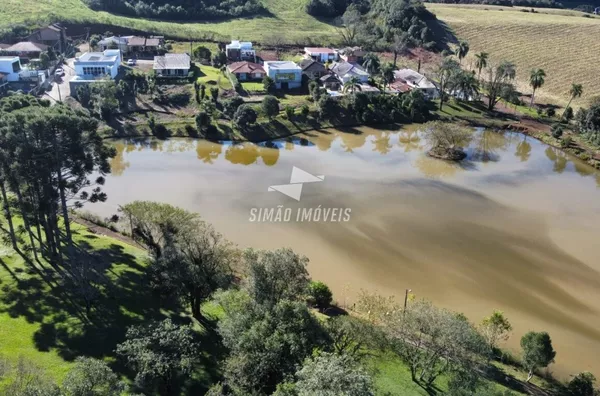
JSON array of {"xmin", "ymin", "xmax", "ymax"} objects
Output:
[
  {"xmin": 435, "ymin": 57, "xmax": 460, "ymax": 110},
  {"xmin": 223, "ymin": 96, "xmax": 245, "ymax": 118},
  {"xmin": 342, "ymin": 76, "xmax": 362, "ymax": 94},
  {"xmin": 529, "ymin": 68, "xmax": 546, "ymax": 107},
  {"xmin": 317, "ymin": 95, "xmax": 337, "ymax": 120},
  {"xmin": 215, "ymin": 290, "xmax": 330, "ymax": 395},
  {"xmin": 564, "ymin": 83, "xmax": 583, "ymax": 121},
  {"xmin": 263, "ymin": 76, "xmax": 276, "ymax": 93},
  {"xmin": 116, "ymin": 319, "xmax": 198, "ymax": 396},
  {"xmin": 39, "ymin": 52, "xmax": 50, "ymax": 69},
  {"xmin": 192, "ymin": 46, "xmax": 212, "ymax": 61},
  {"xmin": 449, "ymin": 69, "xmax": 479, "ymax": 101},
  {"xmin": 195, "ymin": 110, "xmax": 210, "ymax": 132},
  {"xmin": 568, "ymin": 372, "xmax": 598, "ymax": 396},
  {"xmin": 0, "ymin": 104, "xmax": 114, "ymax": 261},
  {"xmin": 520, "ymin": 331, "xmax": 556, "ymax": 382},
  {"xmin": 119, "ymin": 201, "xmax": 200, "ymax": 258},
  {"xmin": 0, "ymin": 356, "xmax": 61, "ymax": 396},
  {"xmin": 379, "ymin": 62, "xmax": 396, "ymax": 94},
  {"xmin": 262, "ymin": 95, "xmax": 280, "ymax": 119},
  {"xmin": 212, "ymin": 51, "xmax": 227, "ymax": 67},
  {"xmin": 362, "ymin": 53, "xmax": 381, "ymax": 76},
  {"xmin": 292, "ymin": 352, "xmax": 374, "ymax": 396},
  {"xmin": 325, "ymin": 316, "xmax": 373, "ymax": 359},
  {"xmin": 564, "ymin": 106, "xmax": 574, "ymax": 122},
  {"xmin": 401, "ymin": 89, "xmax": 428, "ymax": 121},
  {"xmin": 484, "ymin": 61, "xmax": 516, "ymax": 111},
  {"xmin": 301, "ymin": 104, "xmax": 310, "ymax": 117},
  {"xmin": 307, "ymin": 280, "xmax": 333, "ymax": 310},
  {"xmin": 62, "ymin": 357, "xmax": 124, "ymax": 396},
  {"xmin": 456, "ymin": 40, "xmax": 470, "ymax": 65},
  {"xmin": 357, "ymin": 294, "xmax": 489, "ymax": 386},
  {"xmin": 244, "ymin": 247, "xmax": 310, "ymax": 306},
  {"xmin": 474, "ymin": 51, "xmax": 489, "ymax": 80},
  {"xmin": 285, "ymin": 105, "xmax": 295, "ymax": 119},
  {"xmin": 552, "ymin": 124, "xmax": 564, "ymax": 138},
  {"xmin": 148, "ymin": 218, "xmax": 237, "ymax": 320},
  {"xmin": 233, "ymin": 105, "xmax": 257, "ymax": 130},
  {"xmin": 479, "ymin": 310, "xmax": 512, "ymax": 350},
  {"xmin": 210, "ymin": 87, "xmax": 219, "ymax": 102}
]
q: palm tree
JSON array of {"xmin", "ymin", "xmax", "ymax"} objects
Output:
[
  {"xmin": 402, "ymin": 89, "xmax": 426, "ymax": 120},
  {"xmin": 450, "ymin": 70, "xmax": 479, "ymax": 101},
  {"xmin": 474, "ymin": 52, "xmax": 489, "ymax": 80},
  {"xmin": 564, "ymin": 83, "xmax": 583, "ymax": 115},
  {"xmin": 456, "ymin": 41, "xmax": 470, "ymax": 65},
  {"xmin": 529, "ymin": 68, "xmax": 546, "ymax": 107},
  {"xmin": 343, "ymin": 76, "xmax": 362, "ymax": 94},
  {"xmin": 362, "ymin": 53, "xmax": 381, "ymax": 76},
  {"xmin": 379, "ymin": 62, "xmax": 395, "ymax": 94}
]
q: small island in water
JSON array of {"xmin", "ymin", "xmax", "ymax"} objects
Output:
[{"xmin": 424, "ymin": 121, "xmax": 472, "ymax": 161}]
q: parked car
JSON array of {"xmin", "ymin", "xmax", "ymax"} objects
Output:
[
  {"xmin": 54, "ymin": 68, "xmax": 64, "ymax": 76},
  {"xmin": 127, "ymin": 59, "xmax": 136, "ymax": 66}
]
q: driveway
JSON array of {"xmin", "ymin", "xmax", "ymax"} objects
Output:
[{"xmin": 45, "ymin": 58, "xmax": 76, "ymax": 103}]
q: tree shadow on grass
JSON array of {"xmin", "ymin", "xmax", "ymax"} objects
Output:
[
  {"xmin": 0, "ymin": 237, "xmax": 225, "ymax": 392},
  {"xmin": 481, "ymin": 364, "xmax": 563, "ymax": 396}
]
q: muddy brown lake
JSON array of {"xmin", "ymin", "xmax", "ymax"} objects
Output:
[{"xmin": 91, "ymin": 126, "xmax": 600, "ymax": 378}]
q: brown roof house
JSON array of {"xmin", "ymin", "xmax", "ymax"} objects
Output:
[
  {"xmin": 227, "ymin": 61, "xmax": 265, "ymax": 81},
  {"xmin": 26, "ymin": 24, "xmax": 66, "ymax": 52},
  {"xmin": 338, "ymin": 46, "xmax": 366, "ymax": 63},
  {"xmin": 5, "ymin": 42, "xmax": 49, "ymax": 59},
  {"xmin": 299, "ymin": 59, "xmax": 327, "ymax": 80}
]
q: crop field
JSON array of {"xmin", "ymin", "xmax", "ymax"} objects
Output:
[
  {"xmin": 1, "ymin": 0, "xmax": 338, "ymax": 43},
  {"xmin": 427, "ymin": 3, "xmax": 600, "ymax": 106}
]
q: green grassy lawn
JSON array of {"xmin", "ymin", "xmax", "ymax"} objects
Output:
[
  {"xmin": 1, "ymin": 0, "xmax": 337, "ymax": 43},
  {"xmin": 241, "ymin": 81, "xmax": 265, "ymax": 93},
  {"xmin": 197, "ymin": 65, "xmax": 232, "ymax": 91},
  {"xmin": 0, "ymin": 221, "xmax": 222, "ymax": 392}
]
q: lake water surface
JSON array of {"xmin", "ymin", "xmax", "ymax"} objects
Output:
[{"xmin": 91, "ymin": 126, "xmax": 600, "ymax": 377}]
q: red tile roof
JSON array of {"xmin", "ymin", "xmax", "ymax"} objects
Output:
[
  {"xmin": 390, "ymin": 81, "xmax": 412, "ymax": 93},
  {"xmin": 305, "ymin": 47, "xmax": 336, "ymax": 54},
  {"xmin": 227, "ymin": 61, "xmax": 265, "ymax": 74}
]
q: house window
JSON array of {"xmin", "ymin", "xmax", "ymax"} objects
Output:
[{"xmin": 82, "ymin": 66, "xmax": 106, "ymax": 76}]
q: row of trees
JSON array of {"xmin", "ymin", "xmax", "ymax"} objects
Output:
[
  {"xmin": 0, "ymin": 95, "xmax": 114, "ymax": 266},
  {"xmin": 84, "ymin": 0, "xmax": 266, "ymax": 20}
]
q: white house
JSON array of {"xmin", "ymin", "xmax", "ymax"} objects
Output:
[
  {"xmin": 264, "ymin": 61, "xmax": 302, "ymax": 89},
  {"xmin": 74, "ymin": 50, "xmax": 121, "ymax": 79},
  {"xmin": 393, "ymin": 68, "xmax": 439, "ymax": 99},
  {"xmin": 98, "ymin": 36, "xmax": 129, "ymax": 52},
  {"xmin": 153, "ymin": 53, "xmax": 191, "ymax": 77},
  {"xmin": 304, "ymin": 47, "xmax": 338, "ymax": 63},
  {"xmin": 329, "ymin": 61, "xmax": 369, "ymax": 84},
  {"xmin": 225, "ymin": 40, "xmax": 255, "ymax": 62},
  {"xmin": 0, "ymin": 56, "xmax": 24, "ymax": 82}
]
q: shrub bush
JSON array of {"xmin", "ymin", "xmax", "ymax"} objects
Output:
[
  {"xmin": 546, "ymin": 107, "xmax": 556, "ymax": 117},
  {"xmin": 561, "ymin": 135, "xmax": 572, "ymax": 148},
  {"xmin": 551, "ymin": 124, "xmax": 563, "ymax": 139},
  {"xmin": 307, "ymin": 281, "xmax": 333, "ymax": 310}
]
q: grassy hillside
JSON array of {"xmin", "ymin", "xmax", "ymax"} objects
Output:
[
  {"xmin": 427, "ymin": 3, "xmax": 600, "ymax": 106},
  {"xmin": 1, "ymin": 0, "xmax": 338, "ymax": 43}
]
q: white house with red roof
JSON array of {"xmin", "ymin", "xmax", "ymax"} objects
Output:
[{"xmin": 304, "ymin": 47, "xmax": 338, "ymax": 63}]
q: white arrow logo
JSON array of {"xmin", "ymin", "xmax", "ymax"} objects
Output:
[{"xmin": 268, "ymin": 166, "xmax": 325, "ymax": 201}]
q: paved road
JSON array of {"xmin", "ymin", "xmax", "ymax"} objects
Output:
[{"xmin": 45, "ymin": 58, "xmax": 76, "ymax": 103}]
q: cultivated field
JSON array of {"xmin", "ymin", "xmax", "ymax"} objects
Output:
[
  {"xmin": 1, "ymin": 0, "xmax": 338, "ymax": 43},
  {"xmin": 427, "ymin": 3, "xmax": 600, "ymax": 106}
]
